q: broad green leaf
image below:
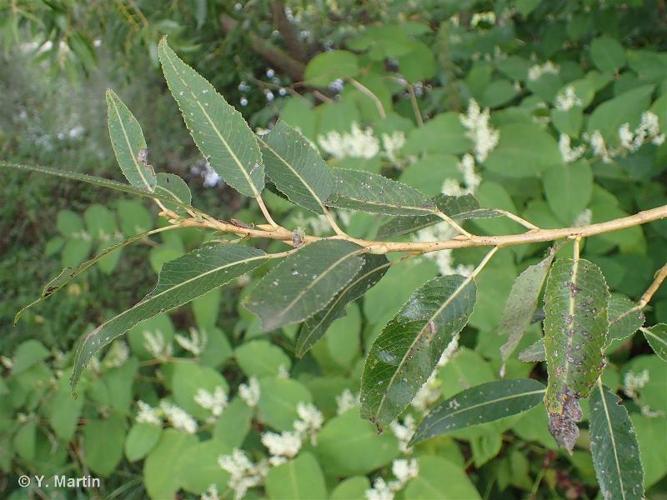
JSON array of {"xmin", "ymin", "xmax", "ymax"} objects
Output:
[
  {"xmin": 590, "ymin": 382, "xmax": 644, "ymax": 500},
  {"xmin": 257, "ymin": 377, "xmax": 312, "ymax": 431},
  {"xmin": 361, "ymin": 274, "xmax": 477, "ymax": 426},
  {"xmin": 643, "ymin": 324, "xmax": 667, "ymax": 361},
  {"xmin": 330, "ymin": 477, "xmax": 370, "ymax": 500},
  {"xmin": 71, "ymin": 244, "xmax": 268, "ymax": 389},
  {"xmin": 404, "ymin": 455, "xmax": 481, "ymax": 500},
  {"xmin": 213, "ymin": 397, "xmax": 253, "ymax": 448},
  {"xmin": 13, "ymin": 420, "xmax": 36, "ymax": 462},
  {"xmin": 0, "ymin": 162, "xmax": 192, "ymax": 211},
  {"xmin": 377, "ymin": 194, "xmax": 492, "ymax": 239},
  {"xmin": 485, "ymin": 123, "xmax": 562, "ymax": 177},
  {"xmin": 117, "ymin": 199, "xmax": 152, "ymax": 236},
  {"xmin": 244, "ymin": 240, "xmax": 364, "ymax": 332},
  {"xmin": 265, "ymin": 452, "xmax": 327, "ymax": 500},
  {"xmin": 326, "ymin": 169, "xmax": 435, "ymax": 216},
  {"xmin": 411, "ymin": 379, "xmax": 545, "ymax": 444},
  {"xmin": 296, "ymin": 254, "xmax": 390, "ymax": 357},
  {"xmin": 304, "ymin": 50, "xmax": 359, "ymax": 86},
  {"xmin": 590, "ymin": 36, "xmax": 626, "ymax": 73},
  {"xmin": 543, "ymin": 160, "xmax": 593, "ymax": 225},
  {"xmin": 402, "ymin": 113, "xmax": 472, "ymax": 156},
  {"xmin": 543, "ymin": 258, "xmax": 609, "ymax": 451},
  {"xmin": 607, "ymin": 294, "xmax": 645, "ymax": 350},
  {"xmin": 518, "ymin": 339, "xmax": 545, "ymax": 362},
  {"xmin": 179, "ymin": 440, "xmax": 231, "ymax": 494},
  {"xmin": 47, "ymin": 377, "xmax": 84, "ymax": 442},
  {"xmin": 315, "ymin": 410, "xmax": 399, "ymax": 476},
  {"xmin": 170, "ymin": 361, "xmax": 228, "ymax": 420},
  {"xmin": 144, "ymin": 430, "xmax": 198, "ymax": 500},
  {"xmin": 82, "ymin": 415, "xmax": 126, "ymax": 476},
  {"xmin": 125, "ymin": 422, "xmax": 162, "ymax": 462},
  {"xmin": 499, "ymin": 246, "xmax": 558, "ymax": 363},
  {"xmin": 260, "ymin": 120, "xmax": 334, "ymax": 213},
  {"xmin": 16, "ymin": 227, "xmax": 169, "ymax": 323},
  {"xmin": 106, "ymin": 89, "xmax": 156, "ymax": 191},
  {"xmin": 158, "ymin": 38, "xmax": 264, "ymax": 197},
  {"xmin": 587, "ymin": 85, "xmax": 654, "ymax": 146},
  {"xmin": 235, "ymin": 340, "xmax": 291, "ymax": 378},
  {"xmin": 630, "ymin": 414, "xmax": 667, "ymax": 488},
  {"xmin": 12, "ymin": 340, "xmax": 49, "ymax": 374}
]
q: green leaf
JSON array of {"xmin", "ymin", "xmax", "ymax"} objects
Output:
[
  {"xmin": 158, "ymin": 38, "xmax": 264, "ymax": 197},
  {"xmin": 543, "ymin": 258, "xmax": 609, "ymax": 451},
  {"xmin": 403, "ymin": 455, "xmax": 481, "ymax": 500},
  {"xmin": 171, "ymin": 361, "xmax": 228, "ymax": 419},
  {"xmin": 402, "ymin": 113, "xmax": 471, "ymax": 156},
  {"xmin": 144, "ymin": 429, "xmax": 198, "ymax": 500},
  {"xmin": 606, "ymin": 294, "xmax": 645, "ymax": 350},
  {"xmin": 296, "ymin": 254, "xmax": 390, "ymax": 357},
  {"xmin": 361, "ymin": 274, "xmax": 477, "ymax": 426},
  {"xmin": 257, "ymin": 377, "xmax": 312, "ymax": 431},
  {"xmin": 411, "ymin": 379, "xmax": 546, "ymax": 444},
  {"xmin": 106, "ymin": 89, "xmax": 156, "ymax": 191},
  {"xmin": 82, "ymin": 415, "xmax": 126, "ymax": 476},
  {"xmin": 500, "ymin": 246, "xmax": 558, "ymax": 364},
  {"xmin": 245, "ymin": 240, "xmax": 364, "ymax": 332},
  {"xmin": 155, "ymin": 173, "xmax": 192, "ymax": 215},
  {"xmin": 543, "ymin": 160, "xmax": 593, "ymax": 225},
  {"xmin": 643, "ymin": 324, "xmax": 667, "ymax": 361},
  {"xmin": 47, "ymin": 377, "xmax": 84, "ymax": 441},
  {"xmin": 12, "ymin": 340, "xmax": 49, "ymax": 374},
  {"xmin": 330, "ymin": 477, "xmax": 370, "ymax": 500},
  {"xmin": 326, "ymin": 169, "xmax": 435, "ymax": 216},
  {"xmin": 518, "ymin": 339, "xmax": 545, "ymax": 362},
  {"xmin": 485, "ymin": 123, "xmax": 562, "ymax": 177},
  {"xmin": 13, "ymin": 420, "xmax": 36, "ymax": 461},
  {"xmin": 125, "ymin": 422, "xmax": 162, "ymax": 462},
  {"xmin": 590, "ymin": 36, "xmax": 626, "ymax": 73},
  {"xmin": 213, "ymin": 397, "xmax": 253, "ymax": 448},
  {"xmin": 590, "ymin": 382, "xmax": 644, "ymax": 500},
  {"xmin": 304, "ymin": 50, "xmax": 359, "ymax": 86},
  {"xmin": 265, "ymin": 452, "xmax": 327, "ymax": 500},
  {"xmin": 260, "ymin": 120, "xmax": 335, "ymax": 214},
  {"xmin": 179, "ymin": 440, "xmax": 231, "ymax": 494},
  {"xmin": 235, "ymin": 340, "xmax": 292, "ymax": 378},
  {"xmin": 315, "ymin": 410, "xmax": 399, "ymax": 476},
  {"xmin": 587, "ymin": 85, "xmax": 654, "ymax": 146},
  {"xmin": 71, "ymin": 244, "xmax": 268, "ymax": 389},
  {"xmin": 377, "ymin": 194, "xmax": 489, "ymax": 239}
]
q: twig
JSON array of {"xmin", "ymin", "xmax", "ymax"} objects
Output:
[
  {"xmin": 349, "ymin": 78, "xmax": 386, "ymax": 118},
  {"xmin": 407, "ymin": 83, "xmax": 424, "ymax": 127},
  {"xmin": 635, "ymin": 264, "xmax": 667, "ymax": 310},
  {"xmin": 435, "ymin": 210, "xmax": 472, "ymax": 237}
]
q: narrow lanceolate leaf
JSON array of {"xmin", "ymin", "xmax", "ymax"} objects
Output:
[
  {"xmin": 244, "ymin": 240, "xmax": 364, "ymax": 332},
  {"xmin": 377, "ymin": 194, "xmax": 482, "ymax": 239},
  {"xmin": 411, "ymin": 379, "xmax": 546, "ymax": 444},
  {"xmin": 158, "ymin": 38, "xmax": 264, "ymax": 197},
  {"xmin": 71, "ymin": 244, "xmax": 268, "ymax": 389},
  {"xmin": 106, "ymin": 89, "xmax": 156, "ymax": 191},
  {"xmin": 295, "ymin": 254, "xmax": 390, "ymax": 357},
  {"xmin": 361, "ymin": 275, "xmax": 476, "ymax": 427},
  {"xmin": 642, "ymin": 324, "xmax": 667, "ymax": 361},
  {"xmin": 15, "ymin": 228, "xmax": 165, "ymax": 323},
  {"xmin": 0, "ymin": 162, "xmax": 192, "ymax": 211},
  {"xmin": 326, "ymin": 169, "xmax": 435, "ymax": 216},
  {"xmin": 500, "ymin": 246, "xmax": 558, "ymax": 364},
  {"xmin": 260, "ymin": 121, "xmax": 334, "ymax": 214},
  {"xmin": 606, "ymin": 294, "xmax": 644, "ymax": 350},
  {"xmin": 543, "ymin": 258, "xmax": 609, "ymax": 452},
  {"xmin": 590, "ymin": 382, "xmax": 644, "ymax": 500},
  {"xmin": 518, "ymin": 339, "xmax": 545, "ymax": 363}
]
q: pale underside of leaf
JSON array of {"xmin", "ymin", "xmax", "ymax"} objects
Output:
[
  {"xmin": 361, "ymin": 274, "xmax": 476, "ymax": 427},
  {"xmin": 158, "ymin": 38, "xmax": 264, "ymax": 198},
  {"xmin": 71, "ymin": 244, "xmax": 268, "ymax": 389},
  {"xmin": 244, "ymin": 240, "xmax": 365, "ymax": 332},
  {"xmin": 295, "ymin": 254, "xmax": 390, "ymax": 357},
  {"xmin": 326, "ymin": 169, "xmax": 435, "ymax": 216},
  {"xmin": 106, "ymin": 89, "xmax": 156, "ymax": 191},
  {"xmin": 411, "ymin": 379, "xmax": 546, "ymax": 444},
  {"xmin": 590, "ymin": 381, "xmax": 644, "ymax": 500},
  {"xmin": 500, "ymin": 245, "xmax": 558, "ymax": 363},
  {"xmin": 642, "ymin": 324, "xmax": 667, "ymax": 361},
  {"xmin": 606, "ymin": 294, "xmax": 645, "ymax": 350},
  {"xmin": 543, "ymin": 257, "xmax": 609, "ymax": 451},
  {"xmin": 260, "ymin": 121, "xmax": 334, "ymax": 214}
]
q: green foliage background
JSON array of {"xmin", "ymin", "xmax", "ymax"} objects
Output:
[{"xmin": 1, "ymin": 0, "xmax": 667, "ymax": 499}]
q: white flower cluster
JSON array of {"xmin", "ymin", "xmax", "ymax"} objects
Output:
[
  {"xmin": 160, "ymin": 401, "xmax": 198, "ymax": 434},
  {"xmin": 200, "ymin": 484, "xmax": 219, "ymax": 500},
  {"xmin": 471, "ymin": 11, "xmax": 496, "ymax": 27},
  {"xmin": 175, "ymin": 328, "xmax": 208, "ymax": 356},
  {"xmin": 143, "ymin": 329, "xmax": 172, "ymax": 360},
  {"xmin": 389, "ymin": 415, "xmax": 416, "ymax": 454},
  {"xmin": 336, "ymin": 388, "xmax": 359, "ymax": 415},
  {"xmin": 441, "ymin": 154, "xmax": 482, "ymax": 196},
  {"xmin": 136, "ymin": 400, "xmax": 162, "ymax": 426},
  {"xmin": 318, "ymin": 123, "xmax": 380, "ymax": 159},
  {"xmin": 623, "ymin": 369, "xmax": 650, "ymax": 399},
  {"xmin": 218, "ymin": 449, "xmax": 269, "ymax": 500},
  {"xmin": 414, "ymin": 222, "xmax": 474, "ymax": 277},
  {"xmin": 573, "ymin": 208, "xmax": 592, "ymax": 227},
  {"xmin": 381, "ymin": 131, "xmax": 406, "ymax": 163},
  {"xmin": 102, "ymin": 340, "xmax": 129, "ymax": 368},
  {"xmin": 239, "ymin": 377, "xmax": 261, "ymax": 407},
  {"xmin": 527, "ymin": 61, "xmax": 559, "ymax": 81},
  {"xmin": 293, "ymin": 402, "xmax": 324, "ymax": 444},
  {"xmin": 555, "ymin": 85, "xmax": 582, "ymax": 111},
  {"xmin": 459, "ymin": 100, "xmax": 500, "ymax": 162},
  {"xmin": 365, "ymin": 459, "xmax": 419, "ymax": 500},
  {"xmin": 195, "ymin": 386, "xmax": 228, "ymax": 418},
  {"xmin": 261, "ymin": 431, "xmax": 302, "ymax": 465},
  {"xmin": 558, "ymin": 134, "xmax": 586, "ymax": 163},
  {"xmin": 411, "ymin": 334, "xmax": 460, "ymax": 411}
]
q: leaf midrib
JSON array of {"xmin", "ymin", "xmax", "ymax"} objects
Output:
[{"xmin": 597, "ymin": 381, "xmax": 626, "ymax": 500}]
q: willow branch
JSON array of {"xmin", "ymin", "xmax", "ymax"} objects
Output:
[{"xmin": 635, "ymin": 264, "xmax": 667, "ymax": 310}]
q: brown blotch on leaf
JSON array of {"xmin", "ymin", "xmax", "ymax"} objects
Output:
[{"xmin": 548, "ymin": 387, "xmax": 582, "ymax": 453}]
